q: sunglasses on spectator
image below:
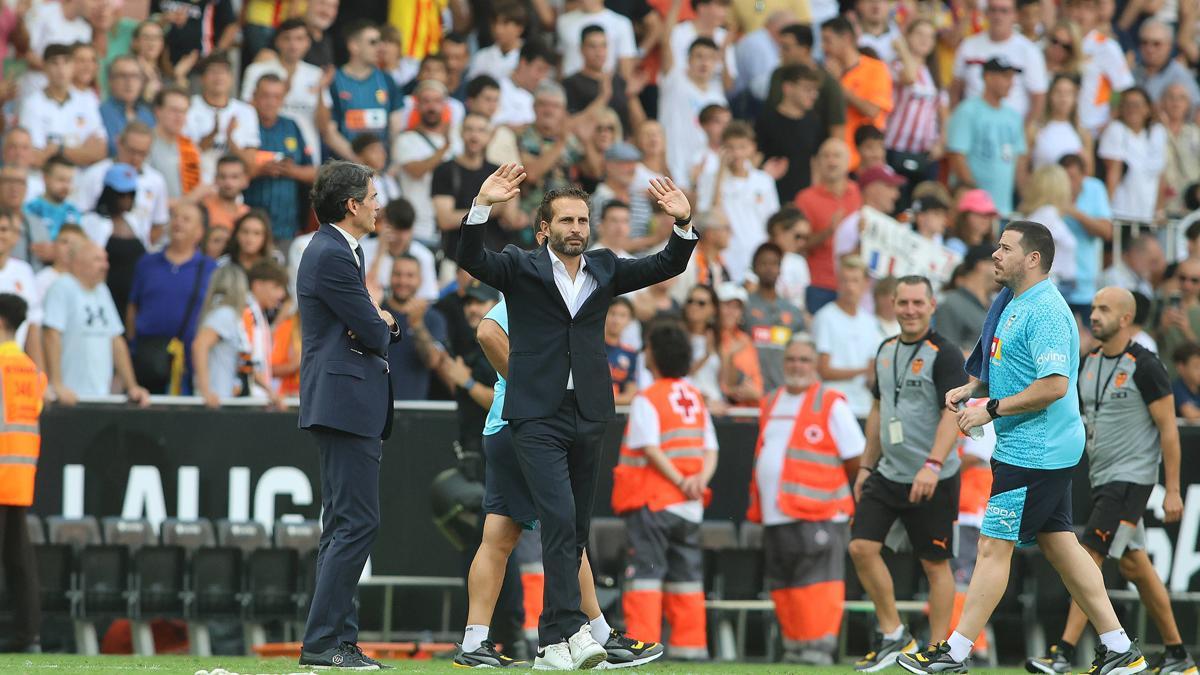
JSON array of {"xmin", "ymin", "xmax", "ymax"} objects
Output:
[{"xmin": 1051, "ymin": 39, "xmax": 1073, "ymax": 50}]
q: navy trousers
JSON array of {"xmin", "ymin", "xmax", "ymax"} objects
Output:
[
  {"xmin": 510, "ymin": 392, "xmax": 607, "ymax": 646},
  {"xmin": 302, "ymin": 427, "xmax": 382, "ymax": 652}
]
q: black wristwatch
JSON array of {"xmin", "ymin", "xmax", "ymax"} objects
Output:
[{"xmin": 986, "ymin": 398, "xmax": 1002, "ymax": 419}]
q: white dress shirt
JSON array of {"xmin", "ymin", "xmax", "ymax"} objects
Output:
[
  {"xmin": 329, "ymin": 223, "xmax": 361, "ymax": 266},
  {"xmin": 465, "ymin": 202, "xmax": 698, "ymax": 390}
]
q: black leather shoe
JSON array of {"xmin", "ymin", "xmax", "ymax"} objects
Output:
[{"xmin": 298, "ymin": 643, "xmax": 380, "ymax": 670}]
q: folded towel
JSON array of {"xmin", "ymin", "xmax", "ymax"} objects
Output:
[{"xmin": 965, "ymin": 286, "xmax": 1014, "ymax": 384}]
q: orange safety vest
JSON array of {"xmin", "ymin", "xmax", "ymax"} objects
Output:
[
  {"xmin": 746, "ymin": 383, "xmax": 853, "ymax": 523},
  {"xmin": 0, "ymin": 342, "xmax": 44, "ymax": 507},
  {"xmin": 612, "ymin": 379, "xmax": 712, "ymax": 514},
  {"xmin": 271, "ymin": 314, "xmax": 300, "ymax": 397}
]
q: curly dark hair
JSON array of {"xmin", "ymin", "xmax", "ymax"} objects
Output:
[
  {"xmin": 646, "ymin": 320, "xmax": 693, "ymax": 379},
  {"xmin": 311, "ymin": 161, "xmax": 373, "ymax": 225}
]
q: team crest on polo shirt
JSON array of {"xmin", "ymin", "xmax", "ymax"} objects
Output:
[
  {"xmin": 911, "ymin": 358, "xmax": 924, "ymax": 374},
  {"xmin": 990, "ymin": 337, "xmax": 1002, "ymax": 360},
  {"xmin": 804, "ymin": 424, "xmax": 825, "ymax": 444},
  {"xmin": 284, "ymin": 136, "xmax": 298, "ymax": 152},
  {"xmin": 1115, "ymin": 371, "xmax": 1128, "ymax": 388},
  {"xmin": 375, "ymin": 89, "xmax": 387, "ymax": 104}
]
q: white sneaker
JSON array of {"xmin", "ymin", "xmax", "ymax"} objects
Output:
[
  {"xmin": 568, "ymin": 623, "xmax": 608, "ymax": 670},
  {"xmin": 533, "ymin": 642, "xmax": 574, "ymax": 671}
]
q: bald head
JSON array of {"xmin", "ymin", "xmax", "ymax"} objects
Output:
[
  {"xmin": 1090, "ymin": 286, "xmax": 1137, "ymax": 343},
  {"xmin": 815, "ymin": 138, "xmax": 850, "ymax": 184}
]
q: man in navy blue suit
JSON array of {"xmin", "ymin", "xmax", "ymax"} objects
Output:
[{"xmin": 297, "ymin": 160, "xmax": 401, "ymax": 670}]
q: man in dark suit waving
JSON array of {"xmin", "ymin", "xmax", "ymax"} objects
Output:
[
  {"xmin": 297, "ymin": 160, "xmax": 401, "ymax": 671},
  {"xmin": 457, "ymin": 164, "xmax": 698, "ymax": 670}
]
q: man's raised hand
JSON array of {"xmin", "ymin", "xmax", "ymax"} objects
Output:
[
  {"xmin": 475, "ymin": 163, "xmax": 527, "ymax": 207},
  {"xmin": 648, "ymin": 177, "xmax": 691, "ymax": 223}
]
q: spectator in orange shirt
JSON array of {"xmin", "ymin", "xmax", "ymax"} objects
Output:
[
  {"xmin": 715, "ymin": 281, "xmax": 763, "ymax": 406},
  {"xmin": 821, "ymin": 17, "xmax": 894, "ymax": 171},
  {"xmin": 202, "ymin": 155, "xmax": 251, "ymax": 232},
  {"xmin": 795, "ymin": 138, "xmax": 862, "ymax": 314}
]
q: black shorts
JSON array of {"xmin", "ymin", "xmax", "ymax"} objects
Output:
[
  {"xmin": 1081, "ymin": 481, "xmax": 1154, "ymax": 558},
  {"xmin": 980, "ymin": 460, "xmax": 1075, "ymax": 548},
  {"xmin": 482, "ymin": 426, "xmax": 538, "ymax": 529},
  {"xmin": 850, "ymin": 471, "xmax": 960, "ymax": 560}
]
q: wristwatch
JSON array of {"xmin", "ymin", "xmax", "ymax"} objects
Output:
[{"xmin": 986, "ymin": 398, "xmax": 1002, "ymax": 419}]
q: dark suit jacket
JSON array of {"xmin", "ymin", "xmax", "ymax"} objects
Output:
[
  {"xmin": 298, "ymin": 224, "xmax": 402, "ymax": 439},
  {"xmin": 457, "ymin": 218, "xmax": 698, "ymax": 422}
]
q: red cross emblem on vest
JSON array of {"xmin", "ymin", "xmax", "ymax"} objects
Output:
[{"xmin": 668, "ymin": 383, "xmax": 701, "ymax": 424}]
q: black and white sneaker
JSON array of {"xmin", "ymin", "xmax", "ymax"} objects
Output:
[
  {"xmin": 298, "ymin": 643, "xmax": 380, "ymax": 670},
  {"xmin": 856, "ymin": 629, "xmax": 919, "ymax": 672},
  {"xmin": 453, "ymin": 640, "xmax": 529, "ymax": 668},
  {"xmin": 1026, "ymin": 644, "xmax": 1073, "ymax": 673},
  {"xmin": 595, "ymin": 629, "xmax": 664, "ymax": 669},
  {"xmin": 897, "ymin": 642, "xmax": 969, "ymax": 674},
  {"xmin": 1155, "ymin": 652, "xmax": 1199, "ymax": 674},
  {"xmin": 1085, "ymin": 643, "xmax": 1148, "ymax": 674},
  {"xmin": 342, "ymin": 643, "xmax": 392, "ymax": 670}
]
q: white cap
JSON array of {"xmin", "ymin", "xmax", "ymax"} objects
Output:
[{"xmin": 715, "ymin": 281, "xmax": 748, "ymax": 304}]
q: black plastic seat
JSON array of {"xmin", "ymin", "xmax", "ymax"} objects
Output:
[
  {"xmin": 587, "ymin": 517, "xmax": 626, "ymax": 587},
  {"xmin": 102, "ymin": 517, "xmax": 156, "ymax": 552},
  {"xmin": 34, "ymin": 543, "xmax": 75, "ymax": 614},
  {"xmin": 133, "ymin": 546, "xmax": 186, "ymax": 617},
  {"xmin": 160, "ymin": 518, "xmax": 215, "ymax": 554},
  {"xmin": 245, "ymin": 548, "xmax": 300, "ymax": 619},
  {"xmin": 190, "ymin": 547, "xmax": 243, "ymax": 618},
  {"xmin": 25, "ymin": 513, "xmax": 45, "ymax": 545},
  {"xmin": 78, "ymin": 544, "xmax": 131, "ymax": 616}
]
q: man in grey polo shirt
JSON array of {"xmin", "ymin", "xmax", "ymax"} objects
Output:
[
  {"xmin": 849, "ymin": 275, "xmax": 967, "ymax": 672},
  {"xmin": 1027, "ymin": 287, "xmax": 1195, "ymax": 675},
  {"xmin": 745, "ymin": 242, "xmax": 806, "ymax": 390}
]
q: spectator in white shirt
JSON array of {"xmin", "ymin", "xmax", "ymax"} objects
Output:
[
  {"xmin": 0, "ymin": 167, "xmax": 52, "ymax": 271},
  {"xmin": 556, "ymin": 0, "xmax": 638, "ymax": 78},
  {"xmin": 697, "ymin": 122, "xmax": 782, "ymax": 282},
  {"xmin": 43, "ymin": 239, "xmax": 149, "ymax": 405},
  {"xmin": 239, "ymin": 18, "xmax": 326, "ymax": 159},
  {"xmin": 36, "ymin": 224, "xmax": 87, "ymax": 304},
  {"xmin": 183, "ymin": 53, "xmax": 261, "ymax": 184},
  {"xmin": 495, "ymin": 40, "xmax": 556, "ymax": 129},
  {"xmin": 73, "ymin": 122, "xmax": 171, "ymax": 248},
  {"xmin": 811, "ymin": 255, "xmax": 878, "ymax": 416},
  {"xmin": 1018, "ymin": 164, "xmax": 1078, "ymax": 291},
  {"xmin": 18, "ymin": 43, "xmax": 107, "ymax": 168},
  {"xmin": 659, "ymin": 36, "xmax": 728, "ymax": 182},
  {"xmin": 767, "ymin": 207, "xmax": 812, "ymax": 312},
  {"xmin": 362, "ymin": 198, "xmax": 439, "ymax": 303},
  {"xmin": 466, "ymin": 2, "xmax": 527, "ymax": 83},
  {"xmin": 23, "ymin": 0, "xmax": 91, "ymax": 71},
  {"xmin": 670, "ymin": 209, "xmax": 733, "ymax": 306},
  {"xmin": 1065, "ymin": 0, "xmax": 1134, "ymax": 133},
  {"xmin": 856, "ymin": 0, "xmax": 903, "ymax": 63},
  {"xmin": 734, "ymin": 10, "xmax": 791, "ymax": 104},
  {"xmin": 0, "ymin": 209, "xmax": 43, "ymax": 370},
  {"xmin": 393, "ymin": 80, "xmax": 455, "ymax": 248},
  {"xmin": 1098, "ymin": 86, "xmax": 1168, "ymax": 222},
  {"xmin": 465, "ymin": 76, "xmax": 522, "ymax": 165},
  {"xmin": 950, "ymin": 0, "xmax": 1049, "ymax": 121},
  {"xmin": 669, "ymin": 0, "xmax": 738, "ymax": 92}
]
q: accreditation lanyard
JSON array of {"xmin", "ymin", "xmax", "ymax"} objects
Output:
[
  {"xmin": 1093, "ymin": 345, "xmax": 1129, "ymax": 412},
  {"xmin": 892, "ymin": 335, "xmax": 926, "ymax": 408}
]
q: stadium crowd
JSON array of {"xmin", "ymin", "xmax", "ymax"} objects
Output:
[{"xmin": 4, "ymin": 0, "xmax": 1200, "ymax": 667}]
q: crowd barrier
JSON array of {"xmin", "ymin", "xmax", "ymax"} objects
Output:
[{"xmin": 28, "ymin": 398, "xmax": 1200, "ymax": 653}]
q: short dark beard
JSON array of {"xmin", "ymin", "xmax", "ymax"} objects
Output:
[{"xmin": 550, "ymin": 230, "xmax": 587, "ymax": 257}]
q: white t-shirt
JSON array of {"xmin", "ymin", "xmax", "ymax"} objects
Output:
[
  {"xmin": 953, "ymin": 32, "xmax": 1049, "ymax": 118},
  {"xmin": 624, "ymin": 389, "xmax": 719, "ymax": 523},
  {"xmin": 1031, "ymin": 120, "xmax": 1084, "ymax": 170},
  {"xmin": 556, "ymin": 8, "xmax": 638, "ymax": 77},
  {"xmin": 466, "ymin": 44, "xmax": 523, "ymax": 83},
  {"xmin": 18, "ymin": 89, "xmax": 107, "ymax": 152},
  {"xmin": 859, "ymin": 25, "xmax": 903, "ymax": 65},
  {"xmin": 240, "ymin": 59, "xmax": 327, "ymax": 158},
  {"xmin": 1026, "ymin": 205, "xmax": 1077, "ymax": 285},
  {"xmin": 1079, "ymin": 31, "xmax": 1134, "ymax": 133},
  {"xmin": 183, "ymin": 95, "xmax": 261, "ymax": 184},
  {"xmin": 695, "ymin": 165, "xmax": 779, "ymax": 282},
  {"xmin": 198, "ymin": 304, "xmax": 249, "ymax": 398},
  {"xmin": 811, "ymin": 301, "xmax": 880, "ymax": 417},
  {"xmin": 495, "ymin": 77, "xmax": 536, "ymax": 128},
  {"xmin": 756, "ymin": 390, "xmax": 864, "ymax": 526},
  {"xmin": 393, "ymin": 130, "xmax": 451, "ymax": 244},
  {"xmin": 73, "ymin": 159, "xmax": 170, "ymax": 247},
  {"xmin": 660, "ymin": 69, "xmax": 727, "ymax": 185},
  {"xmin": 1098, "ymin": 121, "xmax": 1168, "ymax": 222},
  {"xmin": 669, "ymin": 22, "xmax": 738, "ymax": 89},
  {"xmin": 42, "ymin": 274, "xmax": 122, "ymax": 396},
  {"xmin": 358, "ymin": 237, "xmax": 440, "ymax": 302},
  {"xmin": 778, "ymin": 252, "xmax": 811, "ymax": 312},
  {"xmin": 24, "ymin": 2, "xmax": 91, "ymax": 66}
]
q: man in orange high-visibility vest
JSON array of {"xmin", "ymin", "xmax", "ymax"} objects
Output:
[
  {"xmin": 612, "ymin": 321, "xmax": 719, "ymax": 661},
  {"xmin": 746, "ymin": 335, "xmax": 863, "ymax": 666},
  {"xmin": 0, "ymin": 293, "xmax": 46, "ymax": 652}
]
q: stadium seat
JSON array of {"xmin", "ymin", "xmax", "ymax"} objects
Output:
[
  {"xmin": 273, "ymin": 518, "xmax": 320, "ymax": 555},
  {"xmin": 101, "ymin": 517, "xmax": 156, "ymax": 551},
  {"xmin": 35, "ymin": 544, "xmax": 76, "ymax": 614},
  {"xmin": 46, "ymin": 515, "xmax": 101, "ymax": 549},
  {"xmin": 26, "ymin": 513, "xmax": 45, "ymax": 545},
  {"xmin": 216, "ymin": 519, "xmax": 268, "ymax": 556},
  {"xmin": 587, "ymin": 517, "xmax": 626, "ymax": 588},
  {"xmin": 190, "ymin": 547, "xmax": 244, "ymax": 618},
  {"xmin": 132, "ymin": 546, "xmax": 186, "ymax": 617},
  {"xmin": 78, "ymin": 544, "xmax": 132, "ymax": 616},
  {"xmin": 160, "ymin": 518, "xmax": 216, "ymax": 553}
]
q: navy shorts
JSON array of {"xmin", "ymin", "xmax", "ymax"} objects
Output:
[
  {"xmin": 483, "ymin": 426, "xmax": 539, "ymax": 529},
  {"xmin": 980, "ymin": 459, "xmax": 1075, "ymax": 547}
]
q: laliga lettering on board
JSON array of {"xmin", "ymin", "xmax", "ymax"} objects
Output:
[
  {"xmin": 859, "ymin": 206, "xmax": 961, "ymax": 287},
  {"xmin": 1142, "ymin": 484, "xmax": 1200, "ymax": 592}
]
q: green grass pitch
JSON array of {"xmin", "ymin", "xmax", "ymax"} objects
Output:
[{"xmin": 0, "ymin": 655, "xmax": 1043, "ymax": 674}]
